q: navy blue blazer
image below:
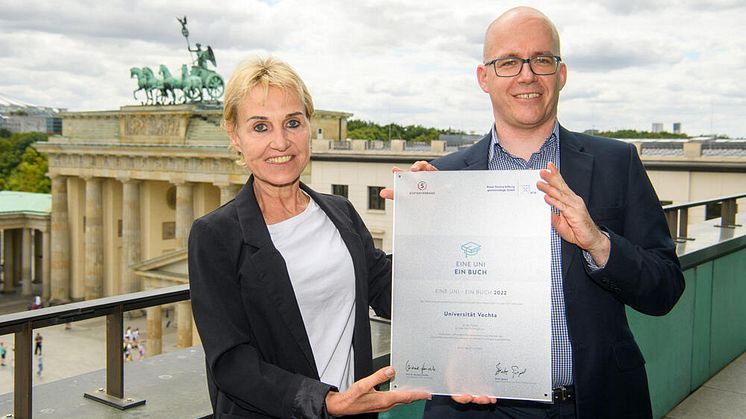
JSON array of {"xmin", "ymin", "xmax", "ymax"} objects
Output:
[
  {"xmin": 189, "ymin": 177, "xmax": 391, "ymax": 418},
  {"xmin": 424, "ymin": 126, "xmax": 685, "ymax": 419}
]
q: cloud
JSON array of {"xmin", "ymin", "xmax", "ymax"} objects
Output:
[{"xmin": 0, "ymin": 0, "xmax": 744, "ymax": 137}]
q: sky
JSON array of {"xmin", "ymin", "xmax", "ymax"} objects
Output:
[{"xmin": 1, "ymin": 0, "xmax": 745, "ymax": 138}]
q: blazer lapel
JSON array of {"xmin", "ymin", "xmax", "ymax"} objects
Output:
[
  {"xmin": 462, "ymin": 134, "xmax": 491, "ymax": 170},
  {"xmin": 234, "ymin": 177, "xmax": 318, "ymax": 376},
  {"xmin": 558, "ymin": 126, "xmax": 594, "ymax": 284}
]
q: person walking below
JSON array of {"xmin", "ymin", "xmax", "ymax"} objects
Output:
[
  {"xmin": 0, "ymin": 342, "xmax": 6, "ymax": 366},
  {"xmin": 34, "ymin": 332, "xmax": 43, "ymax": 356}
]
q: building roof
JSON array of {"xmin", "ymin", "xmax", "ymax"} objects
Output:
[{"xmin": 0, "ymin": 191, "xmax": 52, "ymax": 216}]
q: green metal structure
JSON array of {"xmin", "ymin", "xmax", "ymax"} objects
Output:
[{"xmin": 129, "ymin": 16, "xmax": 224, "ymax": 105}]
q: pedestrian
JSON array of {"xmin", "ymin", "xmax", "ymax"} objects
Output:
[
  {"xmin": 34, "ymin": 332, "xmax": 43, "ymax": 356},
  {"xmin": 132, "ymin": 327, "xmax": 140, "ymax": 342},
  {"xmin": 125, "ymin": 341, "xmax": 133, "ymax": 362},
  {"xmin": 124, "ymin": 326, "xmax": 132, "ymax": 342},
  {"xmin": 0, "ymin": 342, "xmax": 6, "ymax": 366},
  {"xmin": 137, "ymin": 339, "xmax": 145, "ymax": 359}
]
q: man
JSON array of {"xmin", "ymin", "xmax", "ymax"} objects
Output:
[{"xmin": 401, "ymin": 7, "xmax": 685, "ymax": 419}]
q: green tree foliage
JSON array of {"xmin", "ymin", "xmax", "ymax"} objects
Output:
[
  {"xmin": 6, "ymin": 146, "xmax": 50, "ymax": 193},
  {"xmin": 594, "ymin": 129, "xmax": 688, "ymax": 139},
  {"xmin": 347, "ymin": 119, "xmax": 465, "ymax": 142},
  {"xmin": 0, "ymin": 132, "xmax": 49, "ymax": 192}
]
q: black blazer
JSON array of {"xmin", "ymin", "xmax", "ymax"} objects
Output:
[
  {"xmin": 189, "ymin": 177, "xmax": 391, "ymax": 418},
  {"xmin": 424, "ymin": 126, "xmax": 685, "ymax": 419}
]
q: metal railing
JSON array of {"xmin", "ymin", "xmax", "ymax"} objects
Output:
[
  {"xmin": 662, "ymin": 193, "xmax": 745, "ymax": 242},
  {"xmin": 0, "ymin": 285, "xmax": 190, "ymax": 419}
]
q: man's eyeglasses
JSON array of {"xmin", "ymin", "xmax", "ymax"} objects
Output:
[{"xmin": 484, "ymin": 55, "xmax": 562, "ymax": 77}]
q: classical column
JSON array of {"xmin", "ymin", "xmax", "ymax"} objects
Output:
[
  {"xmin": 21, "ymin": 228, "xmax": 32, "ymax": 296},
  {"xmin": 146, "ymin": 306, "xmax": 163, "ymax": 356},
  {"xmin": 174, "ymin": 181, "xmax": 194, "ymax": 249},
  {"xmin": 176, "ymin": 301, "xmax": 193, "ymax": 348},
  {"xmin": 218, "ymin": 183, "xmax": 241, "ymax": 205},
  {"xmin": 42, "ymin": 229, "xmax": 51, "ymax": 301},
  {"xmin": 121, "ymin": 179, "xmax": 141, "ymax": 294},
  {"xmin": 2, "ymin": 230, "xmax": 14, "ymax": 293},
  {"xmin": 50, "ymin": 176, "xmax": 70, "ymax": 302},
  {"xmin": 84, "ymin": 177, "xmax": 104, "ymax": 300},
  {"xmin": 34, "ymin": 230, "xmax": 43, "ymax": 284}
]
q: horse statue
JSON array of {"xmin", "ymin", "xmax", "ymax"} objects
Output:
[
  {"xmin": 158, "ymin": 65, "xmax": 183, "ymax": 104},
  {"xmin": 180, "ymin": 64, "xmax": 203, "ymax": 101},
  {"xmin": 130, "ymin": 67, "xmax": 153, "ymax": 104},
  {"xmin": 142, "ymin": 67, "xmax": 168, "ymax": 105}
]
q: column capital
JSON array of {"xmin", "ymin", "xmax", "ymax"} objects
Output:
[
  {"xmin": 170, "ymin": 178, "xmax": 192, "ymax": 186},
  {"xmin": 117, "ymin": 177, "xmax": 141, "ymax": 185}
]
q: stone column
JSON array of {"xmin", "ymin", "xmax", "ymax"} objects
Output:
[
  {"xmin": 2, "ymin": 230, "xmax": 14, "ymax": 293},
  {"xmin": 42, "ymin": 229, "xmax": 51, "ymax": 301},
  {"xmin": 174, "ymin": 181, "xmax": 194, "ymax": 249},
  {"xmin": 146, "ymin": 306, "xmax": 163, "ymax": 356},
  {"xmin": 176, "ymin": 301, "xmax": 193, "ymax": 348},
  {"xmin": 84, "ymin": 177, "xmax": 104, "ymax": 300},
  {"xmin": 50, "ymin": 176, "xmax": 70, "ymax": 303},
  {"xmin": 21, "ymin": 228, "xmax": 32, "ymax": 296},
  {"xmin": 121, "ymin": 179, "xmax": 141, "ymax": 294},
  {"xmin": 12, "ymin": 230, "xmax": 22, "ymax": 288},
  {"xmin": 33, "ymin": 230, "xmax": 43, "ymax": 283},
  {"xmin": 218, "ymin": 183, "xmax": 241, "ymax": 205}
]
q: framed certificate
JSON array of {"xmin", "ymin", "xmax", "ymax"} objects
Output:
[{"xmin": 390, "ymin": 170, "xmax": 552, "ymax": 401}]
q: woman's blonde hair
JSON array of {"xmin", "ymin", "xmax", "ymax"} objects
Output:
[{"xmin": 223, "ymin": 56, "xmax": 314, "ymax": 132}]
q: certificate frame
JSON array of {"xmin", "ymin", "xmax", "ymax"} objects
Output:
[{"xmin": 390, "ymin": 170, "xmax": 553, "ymax": 402}]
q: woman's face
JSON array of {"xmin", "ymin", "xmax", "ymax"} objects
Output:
[{"xmin": 228, "ymin": 85, "xmax": 310, "ymax": 190}]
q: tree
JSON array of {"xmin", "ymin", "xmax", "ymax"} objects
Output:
[
  {"xmin": 0, "ymin": 132, "xmax": 49, "ymax": 192},
  {"xmin": 594, "ymin": 129, "xmax": 687, "ymax": 139},
  {"xmin": 6, "ymin": 146, "xmax": 50, "ymax": 193},
  {"xmin": 346, "ymin": 119, "xmax": 466, "ymax": 142}
]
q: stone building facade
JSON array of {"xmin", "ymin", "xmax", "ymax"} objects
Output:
[
  {"xmin": 34, "ymin": 104, "xmax": 351, "ymax": 354},
  {"xmin": 34, "ymin": 103, "xmax": 746, "ymax": 355}
]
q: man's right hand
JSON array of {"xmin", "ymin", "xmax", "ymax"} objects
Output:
[
  {"xmin": 379, "ymin": 161, "xmax": 438, "ymax": 200},
  {"xmin": 451, "ymin": 394, "xmax": 497, "ymax": 405}
]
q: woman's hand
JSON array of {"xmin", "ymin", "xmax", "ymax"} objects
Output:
[{"xmin": 325, "ymin": 367, "xmax": 431, "ymax": 415}]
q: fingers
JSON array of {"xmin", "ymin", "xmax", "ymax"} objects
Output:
[
  {"xmin": 356, "ymin": 366, "xmax": 396, "ymax": 391},
  {"xmin": 451, "ymin": 394, "xmax": 497, "ymax": 405},
  {"xmin": 382, "ymin": 161, "xmax": 437, "ymax": 201},
  {"xmin": 410, "ymin": 161, "xmax": 438, "ymax": 172}
]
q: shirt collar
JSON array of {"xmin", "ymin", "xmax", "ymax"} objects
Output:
[{"xmin": 489, "ymin": 121, "xmax": 560, "ymax": 162}]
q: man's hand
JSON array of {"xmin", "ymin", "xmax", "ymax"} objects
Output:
[
  {"xmin": 325, "ymin": 367, "xmax": 431, "ymax": 416},
  {"xmin": 537, "ymin": 162, "xmax": 610, "ymax": 266},
  {"xmin": 451, "ymin": 394, "xmax": 497, "ymax": 405},
  {"xmin": 379, "ymin": 161, "xmax": 438, "ymax": 200}
]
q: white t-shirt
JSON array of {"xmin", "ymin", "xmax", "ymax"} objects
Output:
[{"xmin": 267, "ymin": 197, "xmax": 356, "ymax": 391}]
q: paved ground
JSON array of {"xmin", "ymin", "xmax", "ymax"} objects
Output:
[
  {"xmin": 0, "ymin": 289, "xmax": 181, "ymax": 396},
  {"xmin": 665, "ymin": 351, "xmax": 746, "ymax": 419}
]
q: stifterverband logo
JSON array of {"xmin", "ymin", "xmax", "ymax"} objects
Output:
[{"xmin": 417, "ymin": 181, "xmax": 427, "ymax": 191}]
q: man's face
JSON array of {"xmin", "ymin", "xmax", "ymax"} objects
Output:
[{"xmin": 477, "ymin": 16, "xmax": 566, "ymax": 133}]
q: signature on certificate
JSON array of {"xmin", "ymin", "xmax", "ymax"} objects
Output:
[
  {"xmin": 495, "ymin": 362, "xmax": 528, "ymax": 379},
  {"xmin": 405, "ymin": 360, "xmax": 437, "ymax": 376}
]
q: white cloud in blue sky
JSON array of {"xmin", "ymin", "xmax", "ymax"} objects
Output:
[{"xmin": 0, "ymin": 0, "xmax": 744, "ymax": 137}]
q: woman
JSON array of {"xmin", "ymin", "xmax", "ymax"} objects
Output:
[{"xmin": 188, "ymin": 56, "xmax": 428, "ymax": 418}]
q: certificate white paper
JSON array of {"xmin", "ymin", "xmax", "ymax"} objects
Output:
[{"xmin": 390, "ymin": 170, "xmax": 552, "ymax": 402}]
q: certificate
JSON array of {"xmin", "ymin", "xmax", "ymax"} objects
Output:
[{"xmin": 390, "ymin": 170, "xmax": 552, "ymax": 402}]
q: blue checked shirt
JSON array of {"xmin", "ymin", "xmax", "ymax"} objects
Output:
[{"xmin": 487, "ymin": 122, "xmax": 573, "ymax": 387}]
